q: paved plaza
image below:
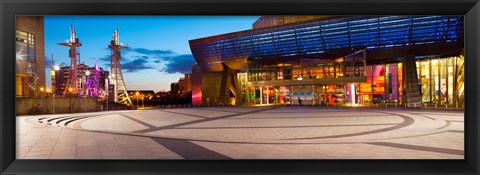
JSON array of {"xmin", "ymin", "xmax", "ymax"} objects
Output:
[{"xmin": 16, "ymin": 106, "xmax": 464, "ymax": 159}]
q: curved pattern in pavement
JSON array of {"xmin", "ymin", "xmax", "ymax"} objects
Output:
[
  {"xmin": 30, "ymin": 107, "xmax": 463, "ymax": 145},
  {"xmin": 21, "ymin": 106, "xmax": 464, "ymax": 159}
]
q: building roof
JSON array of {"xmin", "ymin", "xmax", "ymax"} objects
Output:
[
  {"xmin": 252, "ymin": 16, "xmax": 335, "ymax": 29},
  {"xmin": 189, "ymin": 16, "xmax": 464, "ymax": 72}
]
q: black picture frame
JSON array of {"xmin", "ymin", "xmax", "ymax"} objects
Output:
[{"xmin": 1, "ymin": 0, "xmax": 479, "ymax": 174}]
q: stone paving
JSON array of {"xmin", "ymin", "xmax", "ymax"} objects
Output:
[{"xmin": 16, "ymin": 106, "xmax": 464, "ymax": 159}]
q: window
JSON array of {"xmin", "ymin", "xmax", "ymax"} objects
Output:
[{"xmin": 16, "ymin": 29, "xmax": 36, "ymax": 63}]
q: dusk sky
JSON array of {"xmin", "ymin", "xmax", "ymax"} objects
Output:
[{"xmin": 44, "ymin": 16, "xmax": 260, "ymax": 92}]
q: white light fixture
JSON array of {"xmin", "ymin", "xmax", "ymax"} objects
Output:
[{"xmin": 297, "ymin": 77, "xmax": 303, "ymax": 81}]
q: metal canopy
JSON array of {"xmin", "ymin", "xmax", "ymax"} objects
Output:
[{"xmin": 189, "ymin": 16, "xmax": 464, "ymax": 72}]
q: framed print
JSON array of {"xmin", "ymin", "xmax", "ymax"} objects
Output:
[{"xmin": 1, "ymin": 0, "xmax": 480, "ymax": 174}]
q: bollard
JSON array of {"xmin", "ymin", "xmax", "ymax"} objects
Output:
[
  {"xmin": 446, "ymin": 104, "xmax": 448, "ymax": 109},
  {"xmin": 456, "ymin": 103, "xmax": 458, "ymax": 108},
  {"xmin": 395, "ymin": 103, "xmax": 397, "ymax": 108},
  {"xmin": 435, "ymin": 103, "xmax": 437, "ymax": 108},
  {"xmin": 424, "ymin": 103, "xmax": 426, "ymax": 108},
  {"xmin": 414, "ymin": 103, "xmax": 416, "ymax": 108},
  {"xmin": 385, "ymin": 103, "xmax": 387, "ymax": 108}
]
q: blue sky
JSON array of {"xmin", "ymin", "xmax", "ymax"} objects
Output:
[{"xmin": 44, "ymin": 16, "xmax": 260, "ymax": 92}]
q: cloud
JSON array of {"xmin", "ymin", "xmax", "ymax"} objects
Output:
[
  {"xmin": 121, "ymin": 58, "xmax": 154, "ymax": 72},
  {"xmin": 162, "ymin": 54, "xmax": 196, "ymax": 74},
  {"xmin": 125, "ymin": 48, "xmax": 175, "ymax": 56},
  {"xmin": 98, "ymin": 55, "xmax": 110, "ymax": 62},
  {"xmin": 118, "ymin": 47, "xmax": 195, "ymax": 74}
]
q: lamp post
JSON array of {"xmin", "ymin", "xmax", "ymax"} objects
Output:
[
  {"xmin": 68, "ymin": 87, "xmax": 73, "ymax": 112},
  {"xmin": 52, "ymin": 65, "xmax": 60, "ymax": 93},
  {"xmin": 46, "ymin": 88, "xmax": 54, "ymax": 114},
  {"xmin": 52, "ymin": 91, "xmax": 56, "ymax": 114},
  {"xmin": 40, "ymin": 87, "xmax": 45, "ymax": 113}
]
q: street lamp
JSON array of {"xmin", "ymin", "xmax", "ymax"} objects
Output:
[
  {"xmin": 42, "ymin": 88, "xmax": 50, "ymax": 113},
  {"xmin": 51, "ymin": 64, "xmax": 60, "ymax": 96}
]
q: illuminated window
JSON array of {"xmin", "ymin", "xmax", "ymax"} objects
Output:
[{"xmin": 16, "ymin": 29, "xmax": 36, "ymax": 63}]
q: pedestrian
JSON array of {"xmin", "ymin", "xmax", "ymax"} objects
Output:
[{"xmin": 298, "ymin": 97, "xmax": 302, "ymax": 105}]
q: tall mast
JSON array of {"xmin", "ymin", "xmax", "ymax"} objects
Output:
[
  {"xmin": 108, "ymin": 28, "xmax": 132, "ymax": 105},
  {"xmin": 58, "ymin": 24, "xmax": 82, "ymax": 96}
]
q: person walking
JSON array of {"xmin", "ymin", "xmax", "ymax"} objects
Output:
[{"xmin": 298, "ymin": 97, "xmax": 302, "ymax": 106}]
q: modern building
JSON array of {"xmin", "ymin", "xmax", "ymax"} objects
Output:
[
  {"xmin": 54, "ymin": 63, "xmax": 109, "ymax": 96},
  {"xmin": 15, "ymin": 16, "xmax": 46, "ymax": 98},
  {"xmin": 189, "ymin": 16, "xmax": 464, "ymax": 107},
  {"xmin": 253, "ymin": 16, "xmax": 329, "ymax": 29}
]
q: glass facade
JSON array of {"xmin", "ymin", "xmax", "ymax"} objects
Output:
[
  {"xmin": 416, "ymin": 56, "xmax": 464, "ymax": 106},
  {"xmin": 190, "ymin": 16, "xmax": 463, "ymax": 72},
  {"xmin": 355, "ymin": 63, "xmax": 403, "ymax": 104},
  {"xmin": 247, "ymin": 50, "xmax": 366, "ymax": 82},
  {"xmin": 241, "ymin": 55, "xmax": 464, "ymax": 107},
  {"xmin": 190, "ymin": 16, "xmax": 464, "ymax": 107}
]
